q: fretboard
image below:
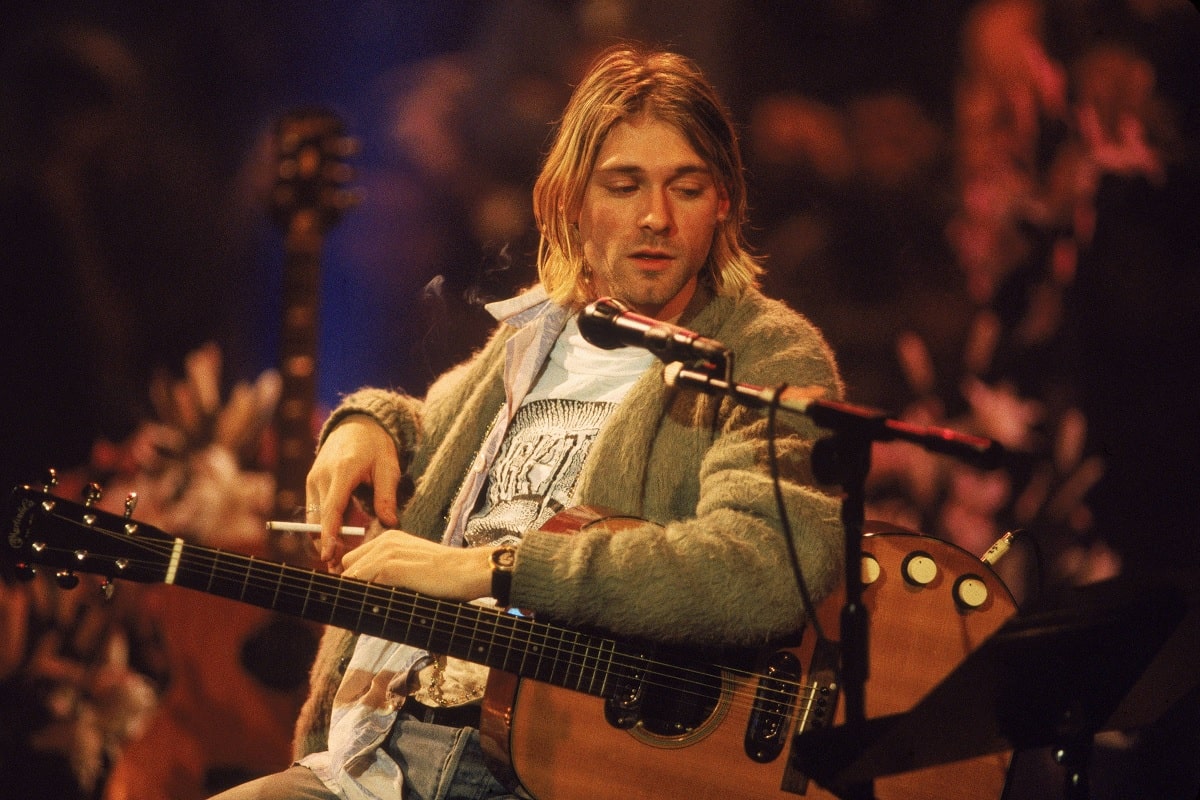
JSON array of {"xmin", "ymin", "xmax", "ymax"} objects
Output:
[{"xmin": 169, "ymin": 541, "xmax": 623, "ymax": 696}]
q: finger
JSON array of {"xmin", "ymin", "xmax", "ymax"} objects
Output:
[
  {"xmin": 339, "ymin": 539, "xmax": 363, "ymax": 576},
  {"xmin": 335, "ymin": 523, "xmax": 385, "ymax": 577},
  {"xmin": 364, "ymin": 517, "xmax": 387, "ymax": 543},
  {"xmin": 371, "ymin": 458, "xmax": 402, "ymax": 527},
  {"xmin": 317, "ymin": 474, "xmax": 358, "ymax": 565},
  {"xmin": 303, "ymin": 476, "xmax": 325, "ymax": 554},
  {"xmin": 341, "ymin": 530, "xmax": 394, "ymax": 581}
]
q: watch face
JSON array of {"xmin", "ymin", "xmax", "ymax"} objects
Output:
[{"xmin": 493, "ymin": 547, "xmax": 516, "ymax": 570}]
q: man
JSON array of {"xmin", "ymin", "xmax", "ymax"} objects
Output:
[{"xmin": 213, "ymin": 44, "xmax": 844, "ymax": 800}]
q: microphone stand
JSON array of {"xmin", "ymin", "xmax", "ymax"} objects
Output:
[{"xmin": 664, "ymin": 363, "xmax": 1005, "ymax": 800}]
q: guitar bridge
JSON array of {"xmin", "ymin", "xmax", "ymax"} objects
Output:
[
  {"xmin": 745, "ymin": 649, "xmax": 802, "ymax": 763},
  {"xmin": 780, "ymin": 637, "xmax": 841, "ymax": 794}
]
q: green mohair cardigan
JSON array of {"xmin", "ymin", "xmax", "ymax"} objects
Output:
[{"xmin": 293, "ymin": 286, "xmax": 846, "ymax": 758}]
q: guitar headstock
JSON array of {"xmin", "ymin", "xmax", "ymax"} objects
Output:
[
  {"xmin": 270, "ymin": 107, "xmax": 359, "ymax": 233},
  {"xmin": 3, "ymin": 480, "xmax": 174, "ymax": 588}
]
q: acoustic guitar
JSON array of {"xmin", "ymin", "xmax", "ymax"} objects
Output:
[
  {"xmin": 4, "ymin": 486, "xmax": 1015, "ymax": 800},
  {"xmin": 268, "ymin": 107, "xmax": 356, "ymax": 538}
]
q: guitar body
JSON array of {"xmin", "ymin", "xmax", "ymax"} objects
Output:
[
  {"xmin": 104, "ymin": 591, "xmax": 308, "ymax": 800},
  {"xmin": 481, "ymin": 523, "xmax": 1016, "ymax": 800}
]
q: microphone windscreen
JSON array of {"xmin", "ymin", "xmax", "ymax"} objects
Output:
[{"xmin": 578, "ymin": 297, "xmax": 630, "ymax": 350}]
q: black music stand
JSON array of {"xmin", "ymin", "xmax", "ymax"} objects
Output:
[{"xmin": 790, "ymin": 570, "xmax": 1197, "ymax": 800}]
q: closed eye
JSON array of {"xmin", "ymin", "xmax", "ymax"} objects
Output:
[{"xmin": 606, "ymin": 182, "xmax": 639, "ymax": 196}]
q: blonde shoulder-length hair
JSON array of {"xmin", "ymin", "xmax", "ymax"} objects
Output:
[{"xmin": 533, "ymin": 45, "xmax": 762, "ymax": 307}]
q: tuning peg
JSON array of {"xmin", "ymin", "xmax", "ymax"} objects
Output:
[
  {"xmin": 83, "ymin": 482, "xmax": 102, "ymax": 507},
  {"xmin": 123, "ymin": 493, "xmax": 140, "ymax": 534},
  {"xmin": 40, "ymin": 469, "xmax": 59, "ymax": 509},
  {"xmin": 55, "ymin": 570, "xmax": 80, "ymax": 590},
  {"xmin": 100, "ymin": 579, "xmax": 116, "ymax": 600}
]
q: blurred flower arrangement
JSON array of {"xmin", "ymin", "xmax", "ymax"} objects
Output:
[
  {"xmin": 2, "ymin": 342, "xmax": 284, "ymax": 799},
  {"xmin": 866, "ymin": 0, "xmax": 1179, "ymax": 598},
  {"xmin": 90, "ymin": 342, "xmax": 281, "ymax": 552}
]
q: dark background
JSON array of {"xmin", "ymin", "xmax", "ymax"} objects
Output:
[{"xmin": 2, "ymin": 1, "xmax": 1199, "ymax": 798}]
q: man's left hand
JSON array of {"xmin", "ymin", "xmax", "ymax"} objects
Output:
[{"xmin": 340, "ymin": 530, "xmax": 493, "ymax": 601}]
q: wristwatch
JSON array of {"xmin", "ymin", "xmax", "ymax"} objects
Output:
[{"xmin": 489, "ymin": 544, "xmax": 517, "ymax": 606}]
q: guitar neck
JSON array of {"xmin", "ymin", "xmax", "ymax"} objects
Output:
[
  {"xmin": 268, "ymin": 109, "xmax": 356, "ymax": 519},
  {"xmin": 273, "ymin": 221, "xmax": 321, "ymax": 518},
  {"xmin": 4, "ymin": 488, "xmax": 655, "ymax": 707},
  {"xmin": 160, "ymin": 538, "xmax": 622, "ymax": 696}
]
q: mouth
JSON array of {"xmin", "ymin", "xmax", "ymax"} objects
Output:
[{"xmin": 629, "ymin": 249, "xmax": 674, "ymax": 266}]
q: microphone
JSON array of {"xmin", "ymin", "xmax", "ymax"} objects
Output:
[{"xmin": 579, "ymin": 297, "xmax": 730, "ymax": 366}]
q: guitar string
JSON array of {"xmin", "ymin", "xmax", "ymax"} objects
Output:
[{"xmin": 34, "ymin": 509, "xmax": 832, "ymax": 718}]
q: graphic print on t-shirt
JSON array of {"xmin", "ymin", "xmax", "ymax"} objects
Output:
[{"xmin": 464, "ymin": 398, "xmax": 614, "ymax": 548}]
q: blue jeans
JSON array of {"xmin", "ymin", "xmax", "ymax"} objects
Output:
[{"xmin": 208, "ymin": 717, "xmax": 522, "ymax": 800}]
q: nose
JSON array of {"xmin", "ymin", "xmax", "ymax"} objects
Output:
[{"xmin": 639, "ymin": 188, "xmax": 673, "ymax": 235}]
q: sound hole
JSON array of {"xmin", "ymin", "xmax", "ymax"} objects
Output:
[{"xmin": 637, "ymin": 661, "xmax": 723, "ymax": 737}]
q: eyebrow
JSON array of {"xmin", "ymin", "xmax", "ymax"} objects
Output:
[{"xmin": 593, "ymin": 164, "xmax": 714, "ymax": 180}]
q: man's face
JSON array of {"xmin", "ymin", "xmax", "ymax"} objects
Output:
[{"xmin": 577, "ymin": 115, "xmax": 729, "ymax": 321}]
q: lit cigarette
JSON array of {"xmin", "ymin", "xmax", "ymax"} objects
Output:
[{"xmin": 266, "ymin": 521, "xmax": 366, "ymax": 536}]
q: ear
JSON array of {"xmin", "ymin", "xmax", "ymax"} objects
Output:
[{"xmin": 716, "ymin": 189, "xmax": 730, "ymax": 222}]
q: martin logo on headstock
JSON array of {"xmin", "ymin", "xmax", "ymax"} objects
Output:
[{"xmin": 268, "ymin": 109, "xmax": 358, "ymax": 530}]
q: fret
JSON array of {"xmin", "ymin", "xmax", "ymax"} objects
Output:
[
  {"xmin": 591, "ymin": 639, "xmax": 616, "ymax": 697},
  {"xmin": 205, "ymin": 550, "xmax": 218, "ymax": 594},
  {"xmin": 465, "ymin": 607, "xmax": 489, "ymax": 666},
  {"xmin": 298, "ymin": 570, "xmax": 315, "ymax": 619},
  {"xmin": 201, "ymin": 551, "xmax": 249, "ymax": 600},
  {"xmin": 446, "ymin": 602, "xmax": 468, "ymax": 659},
  {"xmin": 553, "ymin": 625, "xmax": 577, "ymax": 688},
  {"xmin": 375, "ymin": 585, "xmax": 402, "ymax": 643},
  {"xmin": 307, "ymin": 575, "xmax": 338, "ymax": 624},
  {"xmin": 352, "ymin": 580, "xmax": 368, "ymax": 634},
  {"xmin": 400, "ymin": 589, "xmax": 419, "ymax": 645},
  {"xmin": 556, "ymin": 626, "xmax": 577, "ymax": 690},
  {"xmin": 239, "ymin": 556, "xmax": 252, "ymax": 602},
  {"xmin": 493, "ymin": 611, "xmax": 523, "ymax": 673},
  {"xmin": 528, "ymin": 619, "xmax": 556, "ymax": 684},
  {"xmin": 410, "ymin": 593, "xmax": 440, "ymax": 651},
  {"xmin": 269, "ymin": 563, "xmax": 282, "ymax": 610},
  {"xmin": 564, "ymin": 628, "xmax": 588, "ymax": 692},
  {"xmin": 357, "ymin": 585, "xmax": 385, "ymax": 639},
  {"xmin": 581, "ymin": 636, "xmax": 612, "ymax": 696},
  {"xmin": 514, "ymin": 614, "xmax": 535, "ymax": 677},
  {"xmin": 325, "ymin": 573, "xmax": 357, "ymax": 630}
]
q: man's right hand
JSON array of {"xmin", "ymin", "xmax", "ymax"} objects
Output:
[{"xmin": 305, "ymin": 414, "xmax": 402, "ymax": 570}]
